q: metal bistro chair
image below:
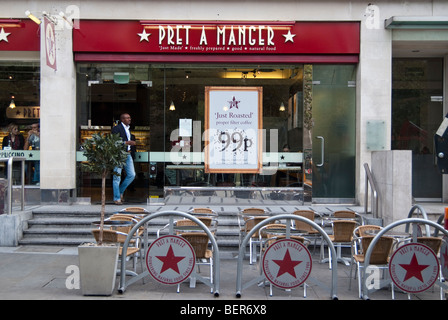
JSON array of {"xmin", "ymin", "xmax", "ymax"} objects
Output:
[
  {"xmin": 242, "ymin": 216, "xmax": 268, "ymax": 264},
  {"xmin": 326, "ymin": 220, "xmax": 358, "ymax": 269},
  {"xmin": 352, "ymin": 225, "xmax": 383, "ymax": 255},
  {"xmin": 238, "ymin": 208, "xmax": 268, "ymax": 264},
  {"xmin": 91, "ymin": 229, "xmax": 143, "ymax": 277},
  {"xmin": 350, "ymin": 235, "xmax": 395, "ymax": 299},
  {"xmin": 119, "ymin": 207, "xmax": 150, "ymax": 259},
  {"xmin": 416, "ymin": 236, "xmax": 445, "ymax": 300},
  {"xmin": 107, "ymin": 214, "xmax": 144, "ymax": 240},
  {"xmin": 292, "ymin": 210, "xmax": 322, "ymax": 256},
  {"xmin": 350, "ymin": 225, "xmax": 383, "ymax": 280},
  {"xmin": 179, "ymin": 232, "xmax": 214, "ymax": 293}
]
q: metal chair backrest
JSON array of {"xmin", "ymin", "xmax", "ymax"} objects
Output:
[
  {"xmin": 108, "ymin": 215, "xmax": 137, "ymax": 234},
  {"xmin": 121, "ymin": 207, "xmax": 149, "ymax": 213},
  {"xmin": 242, "ymin": 208, "xmax": 265, "ymax": 215},
  {"xmin": 334, "ymin": 210, "xmax": 357, "ymax": 219},
  {"xmin": 191, "ymin": 207, "xmax": 216, "ymax": 215},
  {"xmin": 92, "ymin": 229, "xmax": 126, "ymax": 243},
  {"xmin": 332, "ymin": 220, "xmax": 357, "ymax": 242},
  {"xmin": 245, "ymin": 216, "xmax": 268, "ymax": 237},
  {"xmin": 177, "ymin": 217, "xmax": 213, "ymax": 227},
  {"xmin": 417, "ymin": 236, "xmax": 442, "ymax": 255},
  {"xmin": 293, "ymin": 210, "xmax": 316, "ymax": 232},
  {"xmin": 355, "ymin": 225, "xmax": 382, "ymax": 237},
  {"xmin": 181, "ymin": 233, "xmax": 211, "ymax": 259},
  {"xmin": 360, "ymin": 236, "xmax": 395, "ymax": 265}
]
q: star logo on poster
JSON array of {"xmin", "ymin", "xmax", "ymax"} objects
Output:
[
  {"xmin": 273, "ymin": 249, "xmax": 302, "ymax": 278},
  {"xmin": 156, "ymin": 245, "xmax": 185, "ymax": 274},
  {"xmin": 0, "ymin": 28, "xmax": 11, "ymax": 42},
  {"xmin": 228, "ymin": 96, "xmax": 240, "ymax": 109},
  {"xmin": 137, "ymin": 29, "xmax": 151, "ymax": 42},
  {"xmin": 282, "ymin": 30, "xmax": 296, "ymax": 43}
]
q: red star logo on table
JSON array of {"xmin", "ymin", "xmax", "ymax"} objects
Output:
[
  {"xmin": 272, "ymin": 248, "xmax": 303, "ymax": 278},
  {"xmin": 156, "ymin": 245, "xmax": 185, "ymax": 274},
  {"xmin": 399, "ymin": 253, "xmax": 429, "ymax": 283}
]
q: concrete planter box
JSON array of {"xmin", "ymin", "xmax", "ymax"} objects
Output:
[{"xmin": 78, "ymin": 244, "xmax": 119, "ymax": 296}]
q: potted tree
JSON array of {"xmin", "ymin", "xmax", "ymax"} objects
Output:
[{"xmin": 78, "ymin": 132, "xmax": 128, "ymax": 295}]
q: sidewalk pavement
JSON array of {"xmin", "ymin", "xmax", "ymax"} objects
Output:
[
  {"xmin": 0, "ymin": 244, "xmax": 444, "ymax": 301},
  {"xmin": 0, "ymin": 202, "xmax": 446, "ymax": 303}
]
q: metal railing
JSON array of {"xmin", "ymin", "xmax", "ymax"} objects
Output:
[
  {"xmin": 0, "ymin": 157, "xmax": 26, "ymax": 215},
  {"xmin": 118, "ymin": 211, "xmax": 221, "ymax": 296},
  {"xmin": 165, "ymin": 186, "xmax": 304, "ymax": 204},
  {"xmin": 364, "ymin": 163, "xmax": 378, "ymax": 218}
]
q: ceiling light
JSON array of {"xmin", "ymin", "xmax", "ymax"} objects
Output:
[
  {"xmin": 9, "ymin": 99, "xmax": 16, "ymax": 109},
  {"xmin": 169, "ymin": 101, "xmax": 175, "ymax": 111},
  {"xmin": 25, "ymin": 10, "xmax": 41, "ymax": 25},
  {"xmin": 279, "ymin": 102, "xmax": 285, "ymax": 112},
  {"xmin": 59, "ymin": 11, "xmax": 74, "ymax": 27}
]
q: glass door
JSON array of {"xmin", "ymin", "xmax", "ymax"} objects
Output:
[
  {"xmin": 306, "ymin": 65, "xmax": 357, "ymax": 203},
  {"xmin": 392, "ymin": 58, "xmax": 443, "ymax": 201}
]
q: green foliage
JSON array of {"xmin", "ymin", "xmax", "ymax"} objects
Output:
[
  {"xmin": 81, "ymin": 133, "xmax": 128, "ymax": 245},
  {"xmin": 81, "ymin": 133, "xmax": 128, "ymax": 176}
]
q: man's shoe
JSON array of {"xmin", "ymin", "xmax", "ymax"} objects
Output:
[
  {"xmin": 120, "ymin": 194, "xmax": 124, "ymax": 202},
  {"xmin": 114, "ymin": 200, "xmax": 122, "ymax": 205}
]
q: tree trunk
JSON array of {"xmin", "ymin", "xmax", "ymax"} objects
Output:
[{"xmin": 98, "ymin": 171, "xmax": 107, "ymax": 245}]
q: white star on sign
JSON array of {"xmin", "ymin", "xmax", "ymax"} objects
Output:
[
  {"xmin": 282, "ymin": 30, "xmax": 296, "ymax": 43},
  {"xmin": 0, "ymin": 28, "xmax": 11, "ymax": 42},
  {"xmin": 137, "ymin": 29, "xmax": 151, "ymax": 42}
]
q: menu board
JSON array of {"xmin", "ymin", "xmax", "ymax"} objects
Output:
[{"xmin": 205, "ymin": 86, "xmax": 262, "ymax": 173}]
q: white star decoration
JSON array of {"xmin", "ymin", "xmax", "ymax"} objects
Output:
[
  {"xmin": 137, "ymin": 29, "xmax": 151, "ymax": 42},
  {"xmin": 283, "ymin": 30, "xmax": 296, "ymax": 43},
  {"xmin": 0, "ymin": 28, "xmax": 11, "ymax": 42}
]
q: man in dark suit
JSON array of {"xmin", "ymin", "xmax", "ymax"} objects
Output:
[{"xmin": 111, "ymin": 113, "xmax": 136, "ymax": 204}]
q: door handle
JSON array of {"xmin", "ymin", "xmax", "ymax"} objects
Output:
[{"xmin": 315, "ymin": 136, "xmax": 324, "ymax": 167}]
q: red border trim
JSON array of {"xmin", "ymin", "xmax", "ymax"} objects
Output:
[{"xmin": 75, "ymin": 53, "xmax": 358, "ymax": 64}]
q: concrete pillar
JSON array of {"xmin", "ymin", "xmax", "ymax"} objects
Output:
[
  {"xmin": 0, "ymin": 211, "xmax": 32, "ymax": 246},
  {"xmin": 372, "ymin": 150, "xmax": 412, "ymax": 228},
  {"xmin": 39, "ymin": 15, "xmax": 77, "ymax": 203},
  {"xmin": 356, "ymin": 7, "xmax": 392, "ymax": 206}
]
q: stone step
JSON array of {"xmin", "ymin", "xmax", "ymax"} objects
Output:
[{"xmin": 19, "ymin": 208, "xmax": 244, "ymax": 248}]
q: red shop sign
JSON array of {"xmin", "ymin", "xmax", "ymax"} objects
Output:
[
  {"xmin": 0, "ymin": 19, "xmax": 40, "ymax": 51},
  {"xmin": 73, "ymin": 20, "xmax": 359, "ymax": 56}
]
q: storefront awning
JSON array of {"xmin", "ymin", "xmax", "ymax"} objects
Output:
[{"xmin": 385, "ymin": 16, "xmax": 448, "ymax": 29}]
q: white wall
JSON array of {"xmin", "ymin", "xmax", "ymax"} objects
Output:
[{"xmin": 2, "ymin": 0, "xmax": 448, "ymax": 201}]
